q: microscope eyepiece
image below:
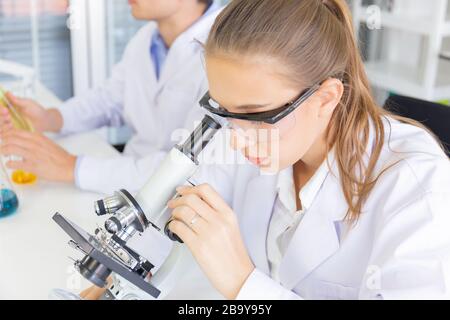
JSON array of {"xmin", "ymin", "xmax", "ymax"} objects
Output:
[
  {"xmin": 178, "ymin": 115, "xmax": 223, "ymax": 163},
  {"xmin": 203, "ymin": 114, "xmax": 223, "ymax": 130}
]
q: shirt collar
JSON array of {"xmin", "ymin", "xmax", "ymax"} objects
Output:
[
  {"xmin": 299, "ymin": 159, "xmax": 330, "ymax": 211},
  {"xmin": 150, "ymin": 31, "xmax": 168, "ymax": 79},
  {"xmin": 276, "ymin": 157, "xmax": 330, "ymax": 212},
  {"xmin": 276, "ymin": 166, "xmax": 297, "ymax": 213}
]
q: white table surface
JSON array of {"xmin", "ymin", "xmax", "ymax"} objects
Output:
[
  {"xmin": 0, "ymin": 83, "xmax": 222, "ymax": 300},
  {"xmin": 0, "ymin": 132, "xmax": 120, "ymax": 299}
]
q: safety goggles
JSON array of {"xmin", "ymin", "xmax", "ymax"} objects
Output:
[
  {"xmin": 199, "ymin": 84, "xmax": 320, "ymax": 142},
  {"xmin": 199, "ymin": 84, "xmax": 320, "ymax": 125}
]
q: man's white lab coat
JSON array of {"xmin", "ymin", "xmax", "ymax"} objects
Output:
[{"xmin": 58, "ymin": 6, "xmax": 221, "ymax": 194}]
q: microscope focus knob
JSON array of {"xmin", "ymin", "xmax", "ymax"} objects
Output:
[{"xmin": 164, "ymin": 219, "xmax": 183, "ymax": 243}]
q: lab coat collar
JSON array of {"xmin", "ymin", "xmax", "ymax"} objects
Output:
[
  {"xmin": 276, "ymin": 159, "xmax": 331, "ymax": 214},
  {"xmin": 299, "ymin": 159, "xmax": 330, "ymax": 212}
]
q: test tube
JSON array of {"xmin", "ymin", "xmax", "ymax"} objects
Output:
[{"xmin": 0, "ymin": 87, "xmax": 37, "ymax": 184}]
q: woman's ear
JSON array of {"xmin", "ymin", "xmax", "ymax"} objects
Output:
[{"xmin": 316, "ymin": 78, "xmax": 344, "ymax": 118}]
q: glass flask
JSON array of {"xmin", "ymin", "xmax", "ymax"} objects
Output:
[
  {"xmin": 0, "ymin": 87, "xmax": 37, "ymax": 184},
  {"xmin": 0, "ymin": 160, "xmax": 19, "ymax": 219}
]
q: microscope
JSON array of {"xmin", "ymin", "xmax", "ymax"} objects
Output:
[{"xmin": 52, "ymin": 115, "xmax": 223, "ymax": 300}]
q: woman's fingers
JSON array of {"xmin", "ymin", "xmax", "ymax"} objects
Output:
[
  {"xmin": 168, "ymin": 192, "xmax": 216, "ymax": 222},
  {"xmin": 171, "ymin": 205, "xmax": 208, "ymax": 235},
  {"xmin": 177, "ymin": 184, "xmax": 230, "ymax": 213},
  {"xmin": 168, "ymin": 219, "xmax": 196, "ymax": 246}
]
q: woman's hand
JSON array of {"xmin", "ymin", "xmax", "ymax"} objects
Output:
[
  {"xmin": 167, "ymin": 184, "xmax": 254, "ymax": 300},
  {"xmin": 0, "ymin": 128, "xmax": 76, "ymax": 182}
]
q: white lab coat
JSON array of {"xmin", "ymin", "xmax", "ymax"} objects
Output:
[
  {"xmin": 57, "ymin": 5, "xmax": 222, "ymax": 194},
  {"xmin": 193, "ymin": 118, "xmax": 450, "ymax": 299}
]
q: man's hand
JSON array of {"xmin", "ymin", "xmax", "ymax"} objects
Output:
[
  {"xmin": 0, "ymin": 128, "xmax": 76, "ymax": 182},
  {"xmin": 0, "ymin": 92, "xmax": 63, "ymax": 133}
]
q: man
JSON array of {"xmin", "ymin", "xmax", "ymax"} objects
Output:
[{"xmin": 0, "ymin": 0, "xmax": 221, "ymax": 194}]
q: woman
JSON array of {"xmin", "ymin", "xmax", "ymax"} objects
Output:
[{"xmin": 167, "ymin": 0, "xmax": 450, "ymax": 299}]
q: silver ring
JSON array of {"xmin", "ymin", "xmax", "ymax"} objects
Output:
[{"xmin": 190, "ymin": 214, "xmax": 199, "ymax": 225}]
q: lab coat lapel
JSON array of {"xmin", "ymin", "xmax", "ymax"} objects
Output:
[
  {"xmin": 240, "ymin": 173, "xmax": 278, "ymax": 275},
  {"xmin": 279, "ymin": 163, "xmax": 344, "ymax": 290},
  {"xmin": 140, "ymin": 27, "xmax": 158, "ymax": 90},
  {"xmin": 155, "ymin": 38, "xmax": 194, "ymax": 91}
]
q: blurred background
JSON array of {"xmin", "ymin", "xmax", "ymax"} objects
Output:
[{"xmin": 0, "ymin": 0, "xmax": 449, "ymax": 145}]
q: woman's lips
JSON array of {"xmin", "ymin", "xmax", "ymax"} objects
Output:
[
  {"xmin": 246, "ymin": 156, "xmax": 269, "ymax": 166},
  {"xmin": 128, "ymin": 0, "xmax": 136, "ymax": 5}
]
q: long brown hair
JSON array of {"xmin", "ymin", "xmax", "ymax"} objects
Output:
[{"xmin": 205, "ymin": 0, "xmax": 427, "ymax": 220}]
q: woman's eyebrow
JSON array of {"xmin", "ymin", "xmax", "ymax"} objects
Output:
[
  {"xmin": 209, "ymin": 93, "xmax": 271, "ymax": 111},
  {"xmin": 234, "ymin": 103, "xmax": 271, "ymax": 110}
]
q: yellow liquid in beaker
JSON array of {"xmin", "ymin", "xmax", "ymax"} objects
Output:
[
  {"xmin": 0, "ymin": 88, "xmax": 38, "ymax": 184},
  {"xmin": 12, "ymin": 170, "xmax": 37, "ymax": 184}
]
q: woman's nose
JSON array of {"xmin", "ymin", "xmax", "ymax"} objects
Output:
[{"xmin": 229, "ymin": 129, "xmax": 250, "ymax": 151}]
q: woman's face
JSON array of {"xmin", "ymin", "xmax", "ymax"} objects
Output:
[{"xmin": 205, "ymin": 55, "xmax": 340, "ymax": 173}]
